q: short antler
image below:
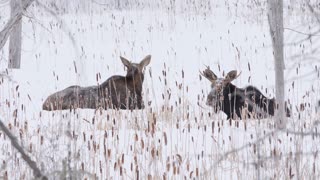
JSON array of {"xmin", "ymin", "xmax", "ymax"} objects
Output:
[{"xmin": 200, "ymin": 66, "xmax": 217, "ymax": 83}]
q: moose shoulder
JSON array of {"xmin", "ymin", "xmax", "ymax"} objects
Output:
[
  {"xmin": 201, "ymin": 67, "xmax": 291, "ymax": 120},
  {"xmin": 43, "ymin": 55, "xmax": 151, "ymax": 111}
]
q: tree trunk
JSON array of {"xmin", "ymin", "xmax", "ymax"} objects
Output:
[
  {"xmin": 8, "ymin": 0, "xmax": 22, "ymax": 69},
  {"xmin": 268, "ymin": 0, "xmax": 286, "ymax": 129}
]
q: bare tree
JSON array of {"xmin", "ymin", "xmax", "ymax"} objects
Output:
[
  {"xmin": 8, "ymin": 0, "xmax": 22, "ymax": 69},
  {"xmin": 0, "ymin": 119, "xmax": 47, "ymax": 179},
  {"xmin": 267, "ymin": 0, "xmax": 286, "ymax": 129},
  {"xmin": 0, "ymin": 0, "xmax": 34, "ymax": 50}
]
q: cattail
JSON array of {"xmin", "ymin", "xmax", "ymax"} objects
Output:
[
  {"xmin": 40, "ymin": 136, "xmax": 43, "ymax": 145},
  {"xmin": 151, "ymin": 148, "xmax": 155, "ymax": 158},
  {"xmin": 190, "ymin": 171, "xmax": 193, "ymax": 178},
  {"xmin": 93, "ymin": 141, "xmax": 97, "ymax": 152},
  {"xmin": 87, "ymin": 141, "xmax": 91, "ymax": 151},
  {"xmin": 136, "ymin": 170, "xmax": 139, "ymax": 180},
  {"xmin": 114, "ymin": 162, "xmax": 117, "ymax": 170},
  {"xmin": 107, "ymin": 149, "xmax": 111, "ymax": 158},
  {"xmin": 163, "ymin": 173, "xmax": 166, "ymax": 180},
  {"xmin": 141, "ymin": 139, "xmax": 144, "ymax": 149},
  {"xmin": 81, "ymin": 162, "xmax": 84, "ymax": 171},
  {"xmin": 29, "ymin": 143, "xmax": 32, "ymax": 153},
  {"xmin": 27, "ymin": 94, "xmax": 31, "ymax": 101}
]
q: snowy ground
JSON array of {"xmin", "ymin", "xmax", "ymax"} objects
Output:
[{"xmin": 0, "ymin": 1, "xmax": 320, "ymax": 179}]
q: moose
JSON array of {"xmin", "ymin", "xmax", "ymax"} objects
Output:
[
  {"xmin": 42, "ymin": 55, "xmax": 151, "ymax": 111},
  {"xmin": 201, "ymin": 67, "xmax": 291, "ymax": 120}
]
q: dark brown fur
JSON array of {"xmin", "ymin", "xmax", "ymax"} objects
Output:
[
  {"xmin": 42, "ymin": 55, "xmax": 151, "ymax": 111},
  {"xmin": 201, "ymin": 67, "xmax": 291, "ymax": 119}
]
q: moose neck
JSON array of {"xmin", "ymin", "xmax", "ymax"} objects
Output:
[
  {"xmin": 126, "ymin": 72, "xmax": 144, "ymax": 90},
  {"xmin": 268, "ymin": 98, "xmax": 275, "ymax": 116},
  {"xmin": 222, "ymin": 83, "xmax": 237, "ymax": 95}
]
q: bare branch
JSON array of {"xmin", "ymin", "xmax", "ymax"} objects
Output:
[
  {"xmin": 0, "ymin": 0, "xmax": 35, "ymax": 50},
  {"xmin": 245, "ymin": 151, "xmax": 318, "ymax": 167},
  {"xmin": 282, "ymin": 120, "xmax": 320, "ymax": 137},
  {"xmin": 0, "ymin": 119, "xmax": 47, "ymax": 179},
  {"xmin": 286, "ymin": 69, "xmax": 317, "ymax": 82},
  {"xmin": 201, "ymin": 130, "xmax": 278, "ymax": 178},
  {"xmin": 306, "ymin": 1, "xmax": 320, "ymax": 25},
  {"xmin": 285, "ymin": 29, "xmax": 320, "ymax": 46},
  {"xmin": 34, "ymin": 1, "xmax": 78, "ymax": 53},
  {"xmin": 91, "ymin": 0, "xmax": 110, "ymax": 6},
  {"xmin": 35, "ymin": 0, "xmax": 87, "ymax": 83},
  {"xmin": 201, "ymin": 120, "xmax": 320, "ymax": 177},
  {"xmin": 284, "ymin": 27, "xmax": 320, "ymax": 37}
]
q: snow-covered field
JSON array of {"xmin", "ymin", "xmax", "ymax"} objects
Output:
[{"xmin": 0, "ymin": 1, "xmax": 320, "ymax": 179}]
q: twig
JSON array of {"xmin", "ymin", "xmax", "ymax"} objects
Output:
[
  {"xmin": 0, "ymin": 119, "xmax": 47, "ymax": 179},
  {"xmin": 34, "ymin": 0, "xmax": 78, "ymax": 55},
  {"xmin": 284, "ymin": 27, "xmax": 320, "ymax": 37},
  {"xmin": 285, "ymin": 29, "xmax": 320, "ymax": 46},
  {"xmin": 282, "ymin": 120, "xmax": 320, "ymax": 137},
  {"xmin": 245, "ymin": 151, "xmax": 318, "ymax": 167},
  {"xmin": 91, "ymin": 0, "xmax": 110, "ymax": 6},
  {"xmin": 201, "ymin": 129, "xmax": 278, "ymax": 178},
  {"xmin": 306, "ymin": 1, "xmax": 320, "ymax": 25}
]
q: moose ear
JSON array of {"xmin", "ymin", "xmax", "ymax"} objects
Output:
[
  {"xmin": 120, "ymin": 56, "xmax": 131, "ymax": 67},
  {"xmin": 225, "ymin": 70, "xmax": 238, "ymax": 82},
  {"xmin": 140, "ymin": 55, "xmax": 151, "ymax": 67}
]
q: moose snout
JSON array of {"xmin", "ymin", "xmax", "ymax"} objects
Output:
[
  {"xmin": 42, "ymin": 101, "xmax": 50, "ymax": 111},
  {"xmin": 42, "ymin": 98, "xmax": 55, "ymax": 111}
]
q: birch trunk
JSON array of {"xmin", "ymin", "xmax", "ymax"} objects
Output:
[
  {"xmin": 8, "ymin": 0, "xmax": 22, "ymax": 69},
  {"xmin": 0, "ymin": 0, "xmax": 34, "ymax": 50},
  {"xmin": 268, "ymin": 0, "xmax": 286, "ymax": 129}
]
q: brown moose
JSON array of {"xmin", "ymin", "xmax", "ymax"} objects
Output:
[{"xmin": 42, "ymin": 55, "xmax": 151, "ymax": 111}]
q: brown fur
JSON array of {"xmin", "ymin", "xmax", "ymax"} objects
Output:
[
  {"xmin": 201, "ymin": 67, "xmax": 291, "ymax": 119},
  {"xmin": 42, "ymin": 55, "xmax": 151, "ymax": 111}
]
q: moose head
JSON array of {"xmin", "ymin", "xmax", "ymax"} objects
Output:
[
  {"xmin": 120, "ymin": 55, "xmax": 151, "ymax": 80},
  {"xmin": 201, "ymin": 67, "xmax": 240, "ymax": 113}
]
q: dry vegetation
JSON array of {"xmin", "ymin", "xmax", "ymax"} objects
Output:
[
  {"xmin": 0, "ymin": 0, "xmax": 320, "ymax": 179},
  {"xmin": 1, "ymin": 64, "xmax": 320, "ymax": 179}
]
